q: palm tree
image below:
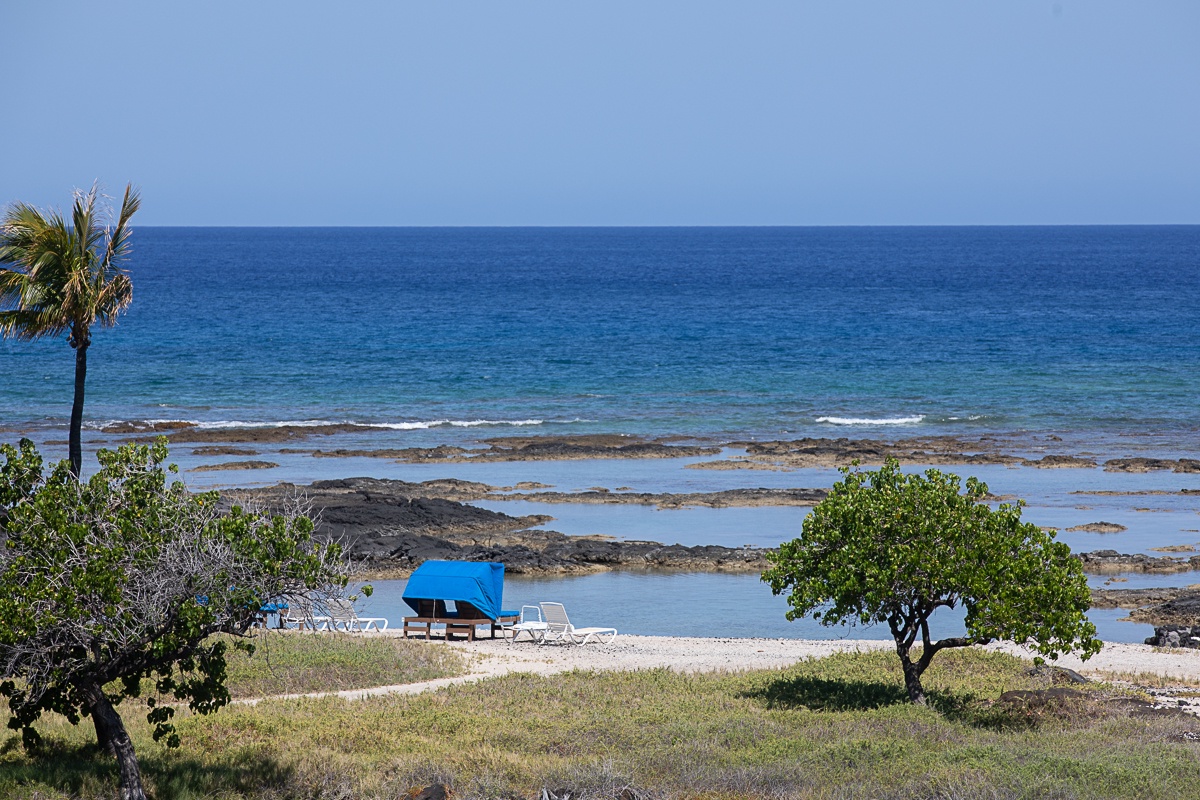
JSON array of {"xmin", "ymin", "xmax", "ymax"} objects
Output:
[{"xmin": 0, "ymin": 184, "xmax": 140, "ymax": 478}]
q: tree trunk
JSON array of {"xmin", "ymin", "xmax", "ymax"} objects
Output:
[
  {"xmin": 895, "ymin": 643, "xmax": 927, "ymax": 705},
  {"xmin": 69, "ymin": 337, "xmax": 89, "ymax": 479},
  {"xmin": 92, "ymin": 711, "xmax": 117, "ymax": 757},
  {"xmin": 85, "ymin": 683, "xmax": 147, "ymax": 800}
]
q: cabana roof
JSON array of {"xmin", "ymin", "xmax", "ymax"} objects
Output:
[{"xmin": 402, "ymin": 560, "xmax": 506, "ymax": 620}]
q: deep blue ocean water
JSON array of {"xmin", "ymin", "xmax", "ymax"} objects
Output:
[{"xmin": 2, "ymin": 226, "xmax": 1199, "ymax": 453}]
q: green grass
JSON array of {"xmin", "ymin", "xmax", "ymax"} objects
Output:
[
  {"xmin": 3, "ymin": 647, "xmax": 1199, "ymax": 800},
  {"xmin": 221, "ymin": 631, "xmax": 469, "ymax": 698}
]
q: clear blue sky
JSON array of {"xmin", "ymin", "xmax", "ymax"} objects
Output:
[{"xmin": 3, "ymin": 2, "xmax": 1197, "ymax": 226}]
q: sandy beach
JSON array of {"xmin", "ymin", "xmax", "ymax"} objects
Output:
[{"xmin": 456, "ymin": 634, "xmax": 1200, "ymax": 681}]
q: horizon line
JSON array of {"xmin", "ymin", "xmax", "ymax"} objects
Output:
[{"xmin": 129, "ymin": 222, "xmax": 1200, "ymax": 229}]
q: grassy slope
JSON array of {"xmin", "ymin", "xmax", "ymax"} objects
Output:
[
  {"xmin": 3, "ymin": 646, "xmax": 1199, "ymax": 800},
  {"xmin": 221, "ymin": 631, "xmax": 468, "ymax": 698}
]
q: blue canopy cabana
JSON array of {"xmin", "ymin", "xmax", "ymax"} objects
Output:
[{"xmin": 402, "ymin": 560, "xmax": 507, "ymax": 620}]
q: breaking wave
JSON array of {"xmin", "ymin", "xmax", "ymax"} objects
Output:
[
  {"xmin": 89, "ymin": 417, "xmax": 590, "ymax": 432},
  {"xmin": 815, "ymin": 415, "xmax": 926, "ymax": 426}
]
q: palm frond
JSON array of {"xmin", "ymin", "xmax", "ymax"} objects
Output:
[
  {"xmin": 0, "ymin": 309, "xmax": 69, "ymax": 341},
  {"xmin": 0, "ymin": 184, "xmax": 139, "ymax": 342},
  {"xmin": 73, "ymin": 184, "xmax": 106, "ymax": 267},
  {"xmin": 0, "ymin": 268, "xmax": 27, "ymax": 303},
  {"xmin": 103, "ymin": 184, "xmax": 141, "ymax": 273},
  {"xmin": 94, "ymin": 273, "xmax": 133, "ymax": 327}
]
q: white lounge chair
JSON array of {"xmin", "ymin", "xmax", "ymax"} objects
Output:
[
  {"xmin": 539, "ymin": 602, "xmax": 617, "ymax": 645},
  {"xmin": 326, "ymin": 598, "xmax": 389, "ymax": 633},
  {"xmin": 281, "ymin": 596, "xmax": 331, "ymax": 631},
  {"xmin": 506, "ymin": 604, "xmax": 549, "ymax": 644}
]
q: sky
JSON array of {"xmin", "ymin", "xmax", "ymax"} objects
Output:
[{"xmin": 2, "ymin": 2, "xmax": 1198, "ymax": 226}]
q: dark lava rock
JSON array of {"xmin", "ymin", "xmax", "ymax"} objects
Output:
[
  {"xmin": 192, "ymin": 460, "xmax": 279, "ymax": 472},
  {"xmin": 1135, "ymin": 593, "xmax": 1200, "ymax": 627},
  {"xmin": 310, "ymin": 476, "xmax": 495, "ymax": 502},
  {"xmin": 1066, "ymin": 521, "xmax": 1127, "ymax": 533},
  {"xmin": 1076, "ymin": 550, "xmax": 1199, "ymax": 574},
  {"xmin": 1023, "ymin": 455, "xmax": 1098, "ymax": 468},
  {"xmin": 1145, "ymin": 625, "xmax": 1200, "ymax": 649},
  {"xmin": 1105, "ymin": 457, "xmax": 1183, "ymax": 473},
  {"xmin": 406, "ymin": 784, "xmax": 448, "ymax": 800},
  {"xmin": 1090, "ymin": 586, "xmax": 1197, "ymax": 610},
  {"xmin": 192, "ymin": 446, "xmax": 259, "ymax": 456},
  {"xmin": 503, "ymin": 486, "xmax": 825, "ymax": 508},
  {"xmin": 226, "ymin": 479, "xmax": 541, "ymax": 541},
  {"xmin": 734, "ymin": 437, "xmax": 1020, "ymax": 468},
  {"xmin": 225, "ymin": 477, "xmax": 774, "ymax": 575},
  {"xmin": 1025, "ymin": 665, "xmax": 1090, "ymax": 685}
]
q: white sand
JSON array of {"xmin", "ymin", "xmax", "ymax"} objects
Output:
[
  {"xmin": 449, "ymin": 634, "xmax": 1200, "ymax": 681},
  {"xmin": 240, "ymin": 633, "xmax": 1200, "ymax": 706}
]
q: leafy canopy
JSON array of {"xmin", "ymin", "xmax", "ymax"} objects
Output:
[
  {"xmin": 762, "ymin": 459, "xmax": 1099, "ymax": 702},
  {"xmin": 0, "ymin": 437, "xmax": 351, "ymax": 749}
]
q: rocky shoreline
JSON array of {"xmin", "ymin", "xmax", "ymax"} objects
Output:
[
  {"xmin": 227, "ymin": 477, "xmax": 775, "ymax": 577},
  {"xmin": 96, "ymin": 425, "xmax": 1200, "ymax": 473},
  {"xmin": 224, "ymin": 477, "xmax": 1200, "ymax": 590},
  {"xmin": 102, "ymin": 428, "xmax": 1195, "ymax": 620},
  {"xmin": 1078, "ymin": 550, "xmax": 1200, "ymax": 575},
  {"xmin": 695, "ymin": 437, "xmax": 1200, "ymax": 473}
]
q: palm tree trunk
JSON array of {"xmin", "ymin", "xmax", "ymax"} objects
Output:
[
  {"xmin": 84, "ymin": 683, "xmax": 147, "ymax": 800},
  {"xmin": 69, "ymin": 337, "xmax": 88, "ymax": 479}
]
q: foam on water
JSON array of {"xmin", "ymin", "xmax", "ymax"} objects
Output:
[
  {"xmin": 86, "ymin": 417, "xmax": 569, "ymax": 431},
  {"xmin": 815, "ymin": 415, "xmax": 926, "ymax": 426}
]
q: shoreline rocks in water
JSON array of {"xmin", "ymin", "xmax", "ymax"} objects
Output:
[
  {"xmin": 218, "ymin": 477, "xmax": 1200, "ymax": 578},
  {"xmin": 192, "ymin": 445, "xmax": 259, "ymax": 456},
  {"xmin": 1091, "ymin": 587, "xmax": 1200, "ymax": 628},
  {"xmin": 696, "ymin": 437, "xmax": 1024, "ymax": 469},
  {"xmin": 226, "ymin": 477, "xmax": 774, "ymax": 576},
  {"xmin": 488, "ymin": 486, "xmax": 825, "ymax": 508},
  {"xmin": 1130, "ymin": 593, "xmax": 1200, "ymax": 626},
  {"xmin": 1105, "ymin": 457, "xmax": 1200, "ymax": 474},
  {"xmin": 1077, "ymin": 550, "xmax": 1200, "ymax": 574},
  {"xmin": 686, "ymin": 436, "xmax": 1200, "ymax": 473},
  {"xmin": 291, "ymin": 477, "xmax": 824, "ymax": 509},
  {"xmin": 192, "ymin": 460, "xmax": 280, "ymax": 472},
  {"xmin": 69, "ymin": 425, "xmax": 1200, "ymax": 477},
  {"xmin": 1089, "ymin": 586, "xmax": 1200, "ymax": 610},
  {"xmin": 1066, "ymin": 522, "xmax": 1127, "ymax": 534},
  {"xmin": 307, "ymin": 434, "xmax": 721, "ymax": 462}
]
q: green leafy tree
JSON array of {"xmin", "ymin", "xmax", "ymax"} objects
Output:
[
  {"xmin": 0, "ymin": 438, "xmax": 354, "ymax": 800},
  {"xmin": 762, "ymin": 458, "xmax": 1099, "ymax": 704},
  {"xmin": 0, "ymin": 184, "xmax": 140, "ymax": 478}
]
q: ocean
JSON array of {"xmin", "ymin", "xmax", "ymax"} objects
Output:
[
  {"xmin": 2, "ymin": 226, "xmax": 1199, "ymax": 453},
  {"xmin": 2, "ymin": 226, "xmax": 1198, "ymax": 644}
]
